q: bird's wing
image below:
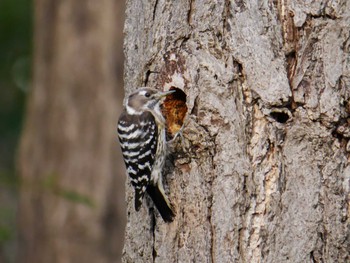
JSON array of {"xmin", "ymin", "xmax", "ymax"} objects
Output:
[{"xmin": 117, "ymin": 111, "xmax": 158, "ymax": 210}]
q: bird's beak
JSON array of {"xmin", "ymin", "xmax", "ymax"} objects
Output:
[{"xmin": 157, "ymin": 90, "xmax": 176, "ymax": 99}]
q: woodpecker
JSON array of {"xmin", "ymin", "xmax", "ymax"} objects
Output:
[{"xmin": 117, "ymin": 87, "xmax": 176, "ymax": 222}]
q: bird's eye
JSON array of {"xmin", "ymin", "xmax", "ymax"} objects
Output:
[{"xmin": 145, "ymin": 92, "xmax": 151, "ymax": 98}]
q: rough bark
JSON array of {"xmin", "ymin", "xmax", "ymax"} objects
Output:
[
  {"xmin": 18, "ymin": 0, "xmax": 125, "ymax": 262},
  {"xmin": 123, "ymin": 1, "xmax": 350, "ymax": 262}
]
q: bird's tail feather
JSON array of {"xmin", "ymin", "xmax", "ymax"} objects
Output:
[
  {"xmin": 146, "ymin": 185, "xmax": 175, "ymax": 223},
  {"xmin": 135, "ymin": 190, "xmax": 145, "ymax": 211}
]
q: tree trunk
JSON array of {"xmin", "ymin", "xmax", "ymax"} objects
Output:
[
  {"xmin": 18, "ymin": 0, "xmax": 125, "ymax": 262},
  {"xmin": 122, "ymin": 1, "xmax": 350, "ymax": 262}
]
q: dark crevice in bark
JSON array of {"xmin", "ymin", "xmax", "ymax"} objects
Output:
[
  {"xmin": 187, "ymin": 0, "xmax": 194, "ymax": 26},
  {"xmin": 208, "ymin": 138, "xmax": 218, "ymax": 263},
  {"xmin": 307, "ymin": 12, "xmax": 338, "ymax": 21},
  {"xmin": 150, "ymin": 210, "xmax": 157, "ymax": 263},
  {"xmin": 197, "ymin": 122, "xmax": 210, "ymax": 136},
  {"xmin": 276, "ymin": 0, "xmax": 298, "ymax": 51},
  {"xmin": 144, "ymin": 70, "xmax": 160, "ymax": 86},
  {"xmin": 237, "ymin": 227, "xmax": 245, "ymax": 261},
  {"xmin": 208, "ymin": 190, "xmax": 214, "ymax": 263},
  {"xmin": 145, "ymin": 69, "xmax": 152, "ymax": 86},
  {"xmin": 268, "ymin": 94, "xmax": 295, "ymax": 123},
  {"xmin": 286, "ymin": 50, "xmax": 297, "ymax": 84},
  {"xmin": 330, "ymin": 97, "xmax": 350, "ymax": 148},
  {"xmin": 222, "ymin": 0, "xmax": 231, "ymax": 37},
  {"xmin": 152, "ymin": 0, "xmax": 158, "ymax": 21},
  {"xmin": 269, "ymin": 110, "xmax": 290, "ymax": 123},
  {"xmin": 276, "ymin": 0, "xmax": 300, "ymax": 112},
  {"xmin": 233, "ymin": 60, "xmax": 244, "ymax": 80},
  {"xmin": 331, "ymin": 121, "xmax": 350, "ymax": 152},
  {"xmin": 197, "ymin": 28, "xmax": 212, "ymax": 35},
  {"xmin": 310, "ymin": 251, "xmax": 317, "ymax": 263},
  {"xmin": 191, "ymin": 96, "xmax": 199, "ymax": 117},
  {"xmin": 177, "ymin": 35, "xmax": 191, "ymax": 50}
]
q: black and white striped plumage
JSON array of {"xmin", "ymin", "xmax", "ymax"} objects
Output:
[{"xmin": 117, "ymin": 87, "xmax": 175, "ymax": 222}]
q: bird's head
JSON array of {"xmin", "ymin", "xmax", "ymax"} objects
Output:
[{"xmin": 126, "ymin": 87, "xmax": 175, "ymax": 115}]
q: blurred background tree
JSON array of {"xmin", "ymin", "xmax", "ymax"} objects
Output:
[
  {"xmin": 1, "ymin": 0, "xmax": 126, "ymax": 262},
  {"xmin": 0, "ymin": 0, "xmax": 32, "ymax": 262}
]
